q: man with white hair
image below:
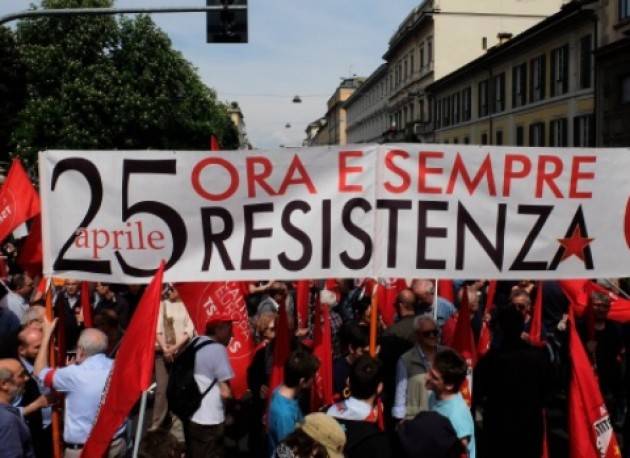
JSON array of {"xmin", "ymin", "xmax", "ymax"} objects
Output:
[
  {"xmin": 0, "ymin": 358, "xmax": 35, "ymax": 457},
  {"xmin": 392, "ymin": 316, "xmax": 445, "ymax": 421},
  {"xmin": 34, "ymin": 319, "xmax": 126, "ymax": 457}
]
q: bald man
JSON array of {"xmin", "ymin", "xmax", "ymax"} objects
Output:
[
  {"xmin": 34, "ymin": 320, "xmax": 126, "ymax": 457},
  {"xmin": 0, "ymin": 358, "xmax": 35, "ymax": 457},
  {"xmin": 18, "ymin": 328, "xmax": 52, "ymax": 458}
]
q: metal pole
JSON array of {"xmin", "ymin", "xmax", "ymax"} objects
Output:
[
  {"xmin": 433, "ymin": 279, "xmax": 439, "ymax": 321},
  {"xmin": 0, "ymin": 5, "xmax": 246, "ymax": 26},
  {"xmin": 132, "ymin": 382, "xmax": 156, "ymax": 458}
]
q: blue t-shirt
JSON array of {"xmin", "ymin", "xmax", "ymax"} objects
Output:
[
  {"xmin": 429, "ymin": 392, "xmax": 476, "ymax": 458},
  {"xmin": 267, "ymin": 388, "xmax": 303, "ymax": 455}
]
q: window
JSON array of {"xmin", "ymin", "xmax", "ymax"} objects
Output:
[
  {"xmin": 580, "ymin": 35, "xmax": 592, "ymax": 89},
  {"xmin": 427, "ymin": 37, "xmax": 433, "ymax": 64},
  {"xmin": 496, "ymin": 130, "xmax": 504, "ymax": 146},
  {"xmin": 512, "ymin": 63, "xmax": 527, "ymax": 108},
  {"xmin": 549, "ymin": 118, "xmax": 568, "ymax": 147},
  {"xmin": 550, "ymin": 45, "xmax": 569, "ymax": 97},
  {"xmin": 404, "ymin": 59, "xmax": 408, "ymax": 79},
  {"xmin": 493, "ymin": 73, "xmax": 506, "ymax": 113},
  {"xmin": 411, "ymin": 54, "xmax": 415, "ymax": 75},
  {"xmin": 530, "ymin": 55, "xmax": 546, "ymax": 103},
  {"xmin": 453, "ymin": 93, "xmax": 461, "ymax": 124},
  {"xmin": 454, "ymin": 138, "xmax": 459, "ymax": 144},
  {"xmin": 462, "ymin": 87, "xmax": 472, "ymax": 121},
  {"xmin": 464, "ymin": 136, "xmax": 470, "ymax": 144},
  {"xmin": 621, "ymin": 0, "xmax": 630, "ymax": 20},
  {"xmin": 529, "ymin": 122, "xmax": 546, "ymax": 147},
  {"xmin": 481, "ymin": 133, "xmax": 488, "ymax": 145},
  {"xmin": 420, "ymin": 46, "xmax": 425, "ymax": 69},
  {"xmin": 435, "ymin": 99, "xmax": 442, "ymax": 128},
  {"xmin": 419, "ymin": 100, "xmax": 425, "ymax": 122},
  {"xmin": 516, "ymin": 126, "xmax": 525, "ymax": 146},
  {"xmin": 574, "ymin": 114, "xmax": 595, "ymax": 146},
  {"xmin": 622, "ymin": 75, "xmax": 630, "ymax": 103},
  {"xmin": 479, "ymin": 80, "xmax": 489, "ymax": 117}
]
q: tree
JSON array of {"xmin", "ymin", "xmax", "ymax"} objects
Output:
[
  {"xmin": 0, "ymin": 26, "xmax": 26, "ymax": 164},
  {"xmin": 11, "ymin": 0, "xmax": 239, "ymax": 164}
]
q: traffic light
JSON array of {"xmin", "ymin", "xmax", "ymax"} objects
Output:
[{"xmin": 207, "ymin": 0, "xmax": 248, "ymax": 43}]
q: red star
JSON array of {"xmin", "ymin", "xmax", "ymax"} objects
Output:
[{"xmin": 557, "ymin": 226, "xmax": 594, "ymax": 262}]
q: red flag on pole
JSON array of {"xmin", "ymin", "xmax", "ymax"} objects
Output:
[
  {"xmin": 295, "ymin": 280, "xmax": 310, "ymax": 329},
  {"xmin": 0, "ymin": 159, "xmax": 40, "ymax": 243},
  {"xmin": 377, "ymin": 278, "xmax": 402, "ymax": 327},
  {"xmin": 437, "ymin": 279, "xmax": 455, "ymax": 303},
  {"xmin": 560, "ymin": 280, "xmax": 630, "ymax": 323},
  {"xmin": 450, "ymin": 286, "xmax": 477, "ymax": 406},
  {"xmin": 16, "ymin": 215, "xmax": 42, "ymax": 277},
  {"xmin": 81, "ymin": 262, "xmax": 164, "ymax": 458},
  {"xmin": 529, "ymin": 282, "xmax": 545, "ymax": 347},
  {"xmin": 210, "ymin": 135, "xmax": 220, "ymax": 151},
  {"xmin": 477, "ymin": 281, "xmax": 497, "ymax": 357},
  {"xmin": 311, "ymin": 301, "xmax": 334, "ymax": 411},
  {"xmin": 176, "ymin": 281, "xmax": 254, "ymax": 398},
  {"xmin": 268, "ymin": 302, "xmax": 291, "ymax": 395},
  {"xmin": 568, "ymin": 309, "xmax": 622, "ymax": 458},
  {"xmin": 80, "ymin": 281, "xmax": 93, "ymax": 328}
]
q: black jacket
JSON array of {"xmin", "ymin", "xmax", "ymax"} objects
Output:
[{"xmin": 335, "ymin": 418, "xmax": 391, "ymax": 458}]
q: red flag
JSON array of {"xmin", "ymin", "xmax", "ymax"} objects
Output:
[
  {"xmin": 529, "ymin": 282, "xmax": 545, "ymax": 347},
  {"xmin": 16, "ymin": 215, "xmax": 42, "ymax": 277},
  {"xmin": 311, "ymin": 301, "xmax": 333, "ymax": 411},
  {"xmin": 560, "ymin": 280, "xmax": 630, "ymax": 323},
  {"xmin": 568, "ymin": 309, "xmax": 622, "ymax": 458},
  {"xmin": 377, "ymin": 278, "xmax": 403, "ymax": 327},
  {"xmin": 541, "ymin": 410, "xmax": 550, "ymax": 458},
  {"xmin": 80, "ymin": 281, "xmax": 93, "ymax": 328},
  {"xmin": 0, "ymin": 159, "xmax": 40, "ymax": 243},
  {"xmin": 295, "ymin": 280, "xmax": 310, "ymax": 329},
  {"xmin": 268, "ymin": 302, "xmax": 291, "ymax": 395},
  {"xmin": 437, "ymin": 279, "xmax": 455, "ymax": 303},
  {"xmin": 450, "ymin": 286, "xmax": 477, "ymax": 406},
  {"xmin": 210, "ymin": 135, "xmax": 220, "ymax": 151},
  {"xmin": 176, "ymin": 281, "xmax": 254, "ymax": 398},
  {"xmin": 81, "ymin": 263, "xmax": 164, "ymax": 458},
  {"xmin": 477, "ymin": 281, "xmax": 497, "ymax": 357}
]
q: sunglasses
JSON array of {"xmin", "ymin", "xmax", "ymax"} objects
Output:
[{"xmin": 421, "ymin": 329, "xmax": 439, "ymax": 337}]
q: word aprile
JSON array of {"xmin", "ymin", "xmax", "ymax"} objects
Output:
[{"xmin": 73, "ymin": 220, "xmax": 165, "ymax": 259}]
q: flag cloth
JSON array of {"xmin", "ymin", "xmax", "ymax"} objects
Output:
[
  {"xmin": 296, "ymin": 280, "xmax": 310, "ymax": 329},
  {"xmin": 311, "ymin": 301, "xmax": 334, "ymax": 411},
  {"xmin": 568, "ymin": 309, "xmax": 621, "ymax": 458},
  {"xmin": 437, "ymin": 279, "xmax": 455, "ymax": 303},
  {"xmin": 80, "ymin": 281, "xmax": 93, "ymax": 328},
  {"xmin": 210, "ymin": 135, "xmax": 220, "ymax": 151},
  {"xmin": 529, "ymin": 282, "xmax": 545, "ymax": 347},
  {"xmin": 560, "ymin": 280, "xmax": 630, "ymax": 323},
  {"xmin": 0, "ymin": 159, "xmax": 40, "ymax": 243},
  {"xmin": 477, "ymin": 281, "xmax": 497, "ymax": 357},
  {"xmin": 81, "ymin": 263, "xmax": 164, "ymax": 458},
  {"xmin": 269, "ymin": 301, "xmax": 291, "ymax": 396},
  {"xmin": 16, "ymin": 215, "xmax": 42, "ymax": 277},
  {"xmin": 176, "ymin": 281, "xmax": 254, "ymax": 398},
  {"xmin": 450, "ymin": 286, "xmax": 477, "ymax": 406}
]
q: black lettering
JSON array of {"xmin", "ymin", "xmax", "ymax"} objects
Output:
[
  {"xmin": 200, "ymin": 207, "xmax": 234, "ymax": 271},
  {"xmin": 417, "ymin": 201, "xmax": 448, "ymax": 269},
  {"xmin": 241, "ymin": 203, "xmax": 273, "ymax": 270},
  {"xmin": 322, "ymin": 199, "xmax": 331, "ymax": 269},
  {"xmin": 340, "ymin": 198, "xmax": 373, "ymax": 269},
  {"xmin": 510, "ymin": 205, "xmax": 553, "ymax": 271},
  {"xmin": 377, "ymin": 199, "xmax": 412, "ymax": 268},
  {"xmin": 278, "ymin": 200, "xmax": 312, "ymax": 271},
  {"xmin": 456, "ymin": 202, "xmax": 506, "ymax": 270}
]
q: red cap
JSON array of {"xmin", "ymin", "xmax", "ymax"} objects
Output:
[{"xmin": 205, "ymin": 313, "xmax": 234, "ymax": 327}]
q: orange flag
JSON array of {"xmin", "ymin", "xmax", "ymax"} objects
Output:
[
  {"xmin": 0, "ymin": 159, "xmax": 40, "ymax": 243},
  {"xmin": 568, "ymin": 309, "xmax": 621, "ymax": 458},
  {"xmin": 81, "ymin": 263, "xmax": 164, "ymax": 458}
]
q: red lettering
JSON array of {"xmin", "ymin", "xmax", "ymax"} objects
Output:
[
  {"xmin": 535, "ymin": 155, "xmax": 564, "ymax": 198},
  {"xmin": 74, "ymin": 229, "xmax": 89, "ymax": 248},
  {"xmin": 113, "ymin": 230, "xmax": 125, "ymax": 250},
  {"xmin": 192, "ymin": 157, "xmax": 239, "ymax": 201},
  {"xmin": 446, "ymin": 153, "xmax": 496, "ymax": 196},
  {"xmin": 503, "ymin": 154, "xmax": 532, "ymax": 197},
  {"xmin": 278, "ymin": 155, "xmax": 317, "ymax": 195},
  {"xmin": 147, "ymin": 230, "xmax": 165, "ymax": 249},
  {"xmin": 419, "ymin": 151, "xmax": 444, "ymax": 194},
  {"xmin": 569, "ymin": 156, "xmax": 596, "ymax": 198},
  {"xmin": 91, "ymin": 229, "xmax": 110, "ymax": 259},
  {"xmin": 246, "ymin": 156, "xmax": 276, "ymax": 197},
  {"xmin": 384, "ymin": 150, "xmax": 410, "ymax": 193},
  {"xmin": 338, "ymin": 151, "xmax": 363, "ymax": 192}
]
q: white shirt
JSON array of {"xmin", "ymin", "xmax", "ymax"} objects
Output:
[
  {"xmin": 327, "ymin": 397, "xmax": 373, "ymax": 421},
  {"xmin": 39, "ymin": 353, "xmax": 124, "ymax": 444},
  {"xmin": 6, "ymin": 291, "xmax": 27, "ymax": 321},
  {"xmin": 190, "ymin": 337, "xmax": 234, "ymax": 425}
]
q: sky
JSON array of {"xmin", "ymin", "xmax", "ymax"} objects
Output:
[{"xmin": 0, "ymin": 1, "xmax": 423, "ymax": 148}]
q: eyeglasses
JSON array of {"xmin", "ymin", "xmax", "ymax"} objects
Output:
[{"xmin": 421, "ymin": 329, "xmax": 439, "ymax": 337}]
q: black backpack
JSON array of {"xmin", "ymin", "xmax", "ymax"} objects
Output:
[{"xmin": 167, "ymin": 337, "xmax": 218, "ymax": 420}]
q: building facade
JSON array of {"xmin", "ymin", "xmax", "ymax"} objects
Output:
[
  {"xmin": 427, "ymin": 2, "xmax": 596, "ymax": 147},
  {"xmin": 596, "ymin": 0, "xmax": 630, "ymax": 146},
  {"xmin": 345, "ymin": 65, "xmax": 389, "ymax": 143},
  {"xmin": 227, "ymin": 101, "xmax": 250, "ymax": 148},
  {"xmin": 382, "ymin": 0, "xmax": 568, "ymax": 142}
]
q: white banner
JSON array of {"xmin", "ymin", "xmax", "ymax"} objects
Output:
[{"xmin": 39, "ymin": 145, "xmax": 630, "ymax": 283}]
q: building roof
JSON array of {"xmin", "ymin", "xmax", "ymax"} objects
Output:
[
  {"xmin": 383, "ymin": 1, "xmax": 432, "ymax": 61},
  {"xmin": 343, "ymin": 64, "xmax": 388, "ymax": 108},
  {"xmin": 426, "ymin": 0, "xmax": 596, "ymax": 92}
]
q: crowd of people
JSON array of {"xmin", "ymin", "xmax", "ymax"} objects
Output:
[{"xmin": 1, "ymin": 241, "xmax": 630, "ymax": 457}]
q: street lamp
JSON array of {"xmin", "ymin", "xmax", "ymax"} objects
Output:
[{"xmin": 292, "ymin": 95, "xmax": 302, "ymax": 103}]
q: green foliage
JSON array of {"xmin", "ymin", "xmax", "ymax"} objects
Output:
[
  {"xmin": 9, "ymin": 0, "xmax": 239, "ymax": 163},
  {"xmin": 0, "ymin": 26, "xmax": 26, "ymax": 164}
]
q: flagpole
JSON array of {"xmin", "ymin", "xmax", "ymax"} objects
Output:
[
  {"xmin": 44, "ymin": 279, "xmax": 63, "ymax": 458},
  {"xmin": 369, "ymin": 282, "xmax": 379, "ymax": 357},
  {"xmin": 132, "ymin": 382, "xmax": 156, "ymax": 458},
  {"xmin": 433, "ymin": 279, "xmax": 439, "ymax": 321},
  {"xmin": 602, "ymin": 278, "xmax": 630, "ymax": 299}
]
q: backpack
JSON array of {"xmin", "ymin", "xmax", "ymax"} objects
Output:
[{"xmin": 167, "ymin": 337, "xmax": 218, "ymax": 420}]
